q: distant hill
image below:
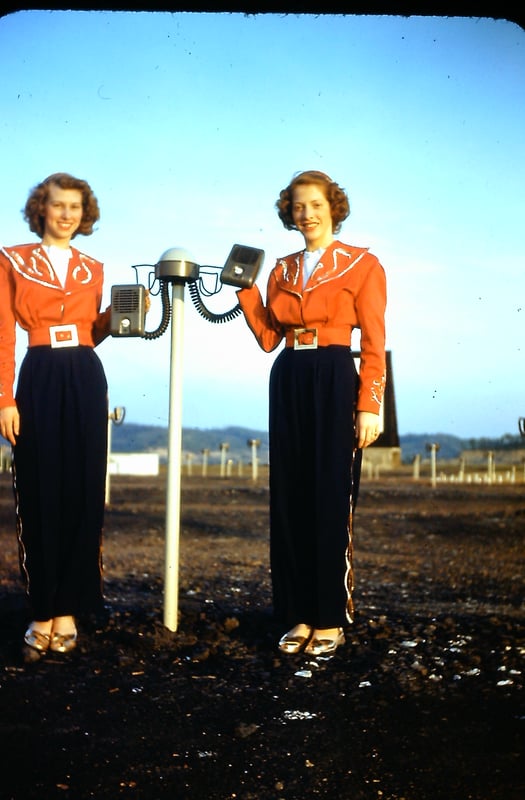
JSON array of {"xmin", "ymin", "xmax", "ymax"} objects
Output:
[
  {"xmin": 112, "ymin": 424, "xmax": 270, "ymax": 464},
  {"xmin": 399, "ymin": 431, "xmax": 524, "ymax": 462},
  {"xmin": 111, "ymin": 423, "xmax": 524, "ymax": 464},
  {"xmin": 400, "ymin": 432, "xmax": 465, "ymax": 461}
]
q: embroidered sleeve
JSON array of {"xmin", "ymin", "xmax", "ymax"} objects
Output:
[
  {"xmin": 355, "ymin": 258, "xmax": 387, "ymax": 414},
  {"xmin": 0, "ymin": 253, "xmax": 17, "ymax": 408}
]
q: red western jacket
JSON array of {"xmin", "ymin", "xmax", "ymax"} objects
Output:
[
  {"xmin": 0, "ymin": 243, "xmax": 111, "ymax": 408},
  {"xmin": 237, "ymin": 239, "xmax": 387, "ymax": 414}
]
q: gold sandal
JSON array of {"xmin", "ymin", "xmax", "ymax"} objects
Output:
[
  {"xmin": 305, "ymin": 628, "xmax": 345, "ymax": 656},
  {"xmin": 278, "ymin": 626, "xmax": 312, "ymax": 654},
  {"xmin": 49, "ymin": 630, "xmax": 77, "ymax": 654},
  {"xmin": 24, "ymin": 627, "xmax": 51, "ymax": 653}
]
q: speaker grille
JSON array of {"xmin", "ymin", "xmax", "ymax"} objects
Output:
[
  {"xmin": 231, "ymin": 244, "xmax": 260, "ymax": 265},
  {"xmin": 114, "ymin": 287, "xmax": 140, "ymax": 312}
]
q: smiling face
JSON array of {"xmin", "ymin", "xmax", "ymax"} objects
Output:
[
  {"xmin": 41, "ymin": 183, "xmax": 83, "ymax": 247},
  {"xmin": 291, "ymin": 183, "xmax": 334, "ymax": 251}
]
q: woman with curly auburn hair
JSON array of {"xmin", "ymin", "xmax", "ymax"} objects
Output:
[
  {"xmin": 237, "ymin": 170, "xmax": 387, "ymax": 658},
  {"xmin": 276, "ymin": 170, "xmax": 350, "ymax": 233},
  {"xmin": 0, "ymin": 173, "xmax": 112, "ymax": 658},
  {"xmin": 24, "ymin": 172, "xmax": 101, "ymax": 239}
]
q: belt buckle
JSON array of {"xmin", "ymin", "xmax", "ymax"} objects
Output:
[
  {"xmin": 293, "ymin": 327, "xmax": 318, "ymax": 350},
  {"xmin": 49, "ymin": 324, "xmax": 79, "ymax": 349}
]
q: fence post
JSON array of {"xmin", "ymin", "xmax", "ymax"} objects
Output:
[
  {"xmin": 220, "ymin": 442, "xmax": 229, "ymax": 478},
  {"xmin": 201, "ymin": 448, "xmax": 209, "ymax": 477},
  {"xmin": 247, "ymin": 438, "xmax": 261, "ymax": 481}
]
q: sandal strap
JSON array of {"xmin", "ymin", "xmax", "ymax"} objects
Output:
[{"xmin": 24, "ymin": 629, "xmax": 51, "ymax": 651}]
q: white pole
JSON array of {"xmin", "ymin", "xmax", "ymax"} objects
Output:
[
  {"xmin": 487, "ymin": 451, "xmax": 494, "ymax": 484},
  {"xmin": 164, "ymin": 281, "xmax": 185, "ymax": 632},
  {"xmin": 220, "ymin": 443, "xmax": 229, "ymax": 477},
  {"xmin": 248, "ymin": 439, "xmax": 260, "ymax": 481},
  {"xmin": 430, "ymin": 444, "xmax": 437, "ymax": 488}
]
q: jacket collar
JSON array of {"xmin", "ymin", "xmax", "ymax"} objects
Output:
[
  {"xmin": 3, "ymin": 243, "xmax": 96, "ymax": 288},
  {"xmin": 275, "ymin": 240, "xmax": 369, "ymax": 291}
]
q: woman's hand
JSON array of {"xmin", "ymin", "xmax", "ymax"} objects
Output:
[
  {"xmin": 0, "ymin": 406, "xmax": 20, "ymax": 446},
  {"xmin": 355, "ymin": 410, "xmax": 380, "ymax": 449}
]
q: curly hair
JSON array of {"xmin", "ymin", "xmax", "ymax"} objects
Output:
[
  {"xmin": 276, "ymin": 170, "xmax": 350, "ymax": 234},
  {"xmin": 23, "ymin": 172, "xmax": 100, "ymax": 239}
]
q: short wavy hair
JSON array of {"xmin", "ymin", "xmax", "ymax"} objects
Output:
[
  {"xmin": 23, "ymin": 172, "xmax": 100, "ymax": 239},
  {"xmin": 276, "ymin": 170, "xmax": 350, "ymax": 234}
]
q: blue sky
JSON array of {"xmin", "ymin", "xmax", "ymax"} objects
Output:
[{"xmin": 0, "ymin": 11, "xmax": 524, "ymax": 438}]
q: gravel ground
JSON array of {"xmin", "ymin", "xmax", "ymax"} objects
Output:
[{"xmin": 0, "ymin": 471, "xmax": 523, "ymax": 800}]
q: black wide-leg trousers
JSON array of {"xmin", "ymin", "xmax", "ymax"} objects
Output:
[
  {"xmin": 269, "ymin": 345, "xmax": 362, "ymax": 629},
  {"xmin": 13, "ymin": 345, "xmax": 108, "ymax": 621}
]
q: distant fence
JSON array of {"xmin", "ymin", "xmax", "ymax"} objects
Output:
[{"xmin": 408, "ymin": 449, "xmax": 525, "ymax": 486}]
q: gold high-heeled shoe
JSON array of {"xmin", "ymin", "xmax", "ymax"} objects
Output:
[
  {"xmin": 24, "ymin": 626, "xmax": 51, "ymax": 653},
  {"xmin": 49, "ymin": 630, "xmax": 77, "ymax": 654},
  {"xmin": 278, "ymin": 626, "xmax": 313, "ymax": 655},
  {"xmin": 304, "ymin": 628, "xmax": 345, "ymax": 656}
]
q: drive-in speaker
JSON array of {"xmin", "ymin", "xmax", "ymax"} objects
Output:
[
  {"xmin": 220, "ymin": 244, "xmax": 265, "ymax": 289},
  {"xmin": 110, "ymin": 284, "xmax": 146, "ymax": 336}
]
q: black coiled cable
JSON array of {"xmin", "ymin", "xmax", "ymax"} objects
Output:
[
  {"xmin": 143, "ymin": 281, "xmax": 171, "ymax": 340},
  {"xmin": 188, "ymin": 280, "xmax": 242, "ymax": 324}
]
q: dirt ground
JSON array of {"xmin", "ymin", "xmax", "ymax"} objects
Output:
[{"xmin": 0, "ymin": 469, "xmax": 523, "ymax": 800}]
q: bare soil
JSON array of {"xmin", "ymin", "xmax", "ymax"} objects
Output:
[{"xmin": 0, "ymin": 470, "xmax": 523, "ymax": 800}]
